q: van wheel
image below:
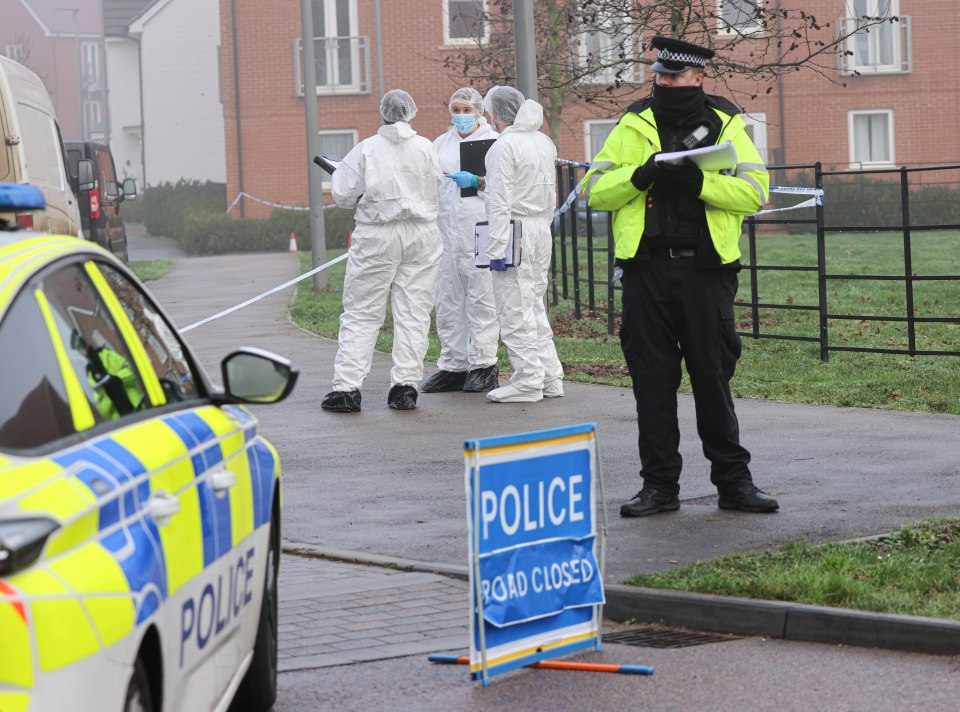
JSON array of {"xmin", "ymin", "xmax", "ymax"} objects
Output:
[
  {"xmin": 124, "ymin": 658, "xmax": 154, "ymax": 712},
  {"xmin": 231, "ymin": 514, "xmax": 279, "ymax": 711}
]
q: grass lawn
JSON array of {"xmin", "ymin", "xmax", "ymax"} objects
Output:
[
  {"xmin": 129, "ymin": 259, "xmax": 173, "ymax": 282},
  {"xmin": 627, "ymin": 518, "xmax": 960, "ymax": 619},
  {"xmin": 288, "ymin": 233, "xmax": 960, "ymax": 616}
]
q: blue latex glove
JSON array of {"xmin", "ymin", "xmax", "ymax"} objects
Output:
[
  {"xmin": 447, "ymin": 171, "xmax": 478, "ymax": 189},
  {"xmin": 488, "ymin": 258, "xmax": 507, "ymax": 271}
]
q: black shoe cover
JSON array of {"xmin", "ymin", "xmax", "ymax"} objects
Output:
[
  {"xmin": 463, "ymin": 364, "xmax": 499, "ymax": 392},
  {"xmin": 321, "ymin": 389, "xmax": 361, "ymax": 413},
  {"xmin": 388, "ymin": 384, "xmax": 418, "ymax": 410},
  {"xmin": 420, "ymin": 370, "xmax": 467, "ymax": 393}
]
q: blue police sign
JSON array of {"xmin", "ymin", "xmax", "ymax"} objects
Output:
[{"xmin": 464, "ymin": 423, "xmax": 606, "ymax": 683}]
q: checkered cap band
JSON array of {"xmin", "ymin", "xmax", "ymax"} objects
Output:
[{"xmin": 657, "ymin": 49, "xmax": 708, "ymax": 68}]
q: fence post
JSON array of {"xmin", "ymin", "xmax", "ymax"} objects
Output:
[
  {"xmin": 746, "ymin": 215, "xmax": 760, "ymax": 339},
  {"xmin": 568, "ymin": 164, "xmax": 581, "ymax": 319},
  {"xmin": 607, "ymin": 224, "xmax": 615, "ymax": 336},
  {"xmin": 815, "ymin": 162, "xmax": 829, "ymax": 362},
  {"xmin": 900, "ymin": 166, "xmax": 916, "ymax": 356},
  {"xmin": 552, "ymin": 163, "xmax": 561, "ymax": 306}
]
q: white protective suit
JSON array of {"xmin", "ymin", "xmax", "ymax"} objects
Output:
[
  {"xmin": 433, "ymin": 118, "xmax": 500, "ymax": 373},
  {"xmin": 330, "ymin": 121, "xmax": 443, "ymax": 391},
  {"xmin": 484, "ymin": 99, "xmax": 564, "ymax": 392}
]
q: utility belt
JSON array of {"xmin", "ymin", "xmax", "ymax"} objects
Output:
[{"xmin": 647, "ymin": 246, "xmax": 697, "ymax": 259}]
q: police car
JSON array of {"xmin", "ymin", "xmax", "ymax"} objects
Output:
[{"xmin": 0, "ymin": 184, "xmax": 297, "ymax": 712}]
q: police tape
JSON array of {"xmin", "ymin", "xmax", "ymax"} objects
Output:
[
  {"xmin": 226, "ymin": 192, "xmax": 341, "ymax": 214},
  {"xmin": 177, "ymin": 252, "xmax": 348, "ymax": 334}
]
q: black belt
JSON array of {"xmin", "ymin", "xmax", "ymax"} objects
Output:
[{"xmin": 649, "ymin": 247, "xmax": 697, "ymax": 259}]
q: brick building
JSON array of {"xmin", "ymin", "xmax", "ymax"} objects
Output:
[{"xmin": 220, "ymin": 0, "xmax": 960, "ymax": 217}]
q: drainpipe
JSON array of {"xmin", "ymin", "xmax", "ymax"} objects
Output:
[{"xmin": 230, "ymin": 0, "xmax": 245, "ymax": 217}]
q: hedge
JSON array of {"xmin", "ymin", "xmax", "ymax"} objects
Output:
[{"xmin": 137, "ymin": 179, "xmax": 355, "ymax": 254}]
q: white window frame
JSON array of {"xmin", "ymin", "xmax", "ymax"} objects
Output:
[
  {"xmin": 443, "ymin": 0, "xmax": 489, "ymax": 46},
  {"xmin": 840, "ymin": 0, "xmax": 907, "ymax": 76},
  {"xmin": 296, "ymin": 1, "xmax": 369, "ymax": 96},
  {"xmin": 316, "ymin": 129, "xmax": 358, "ymax": 188},
  {"xmin": 584, "ymin": 120, "xmax": 617, "ymax": 164},
  {"xmin": 848, "ymin": 109, "xmax": 894, "ymax": 168},
  {"xmin": 716, "ymin": 0, "xmax": 764, "ymax": 35},
  {"xmin": 741, "ymin": 112, "xmax": 768, "ymax": 165},
  {"xmin": 81, "ymin": 42, "xmax": 100, "ymax": 85},
  {"xmin": 578, "ymin": 16, "xmax": 642, "ymax": 85},
  {"xmin": 4, "ymin": 43, "xmax": 26, "ymax": 63}
]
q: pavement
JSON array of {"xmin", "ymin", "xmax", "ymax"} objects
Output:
[{"xmin": 128, "ymin": 229, "xmax": 960, "ymax": 695}]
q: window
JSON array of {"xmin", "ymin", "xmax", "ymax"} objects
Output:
[
  {"xmin": 4, "ymin": 43, "xmax": 26, "ymax": 63},
  {"xmin": 741, "ymin": 112, "xmax": 768, "ymax": 165},
  {"xmin": 296, "ymin": 0, "xmax": 369, "ymax": 95},
  {"xmin": 585, "ymin": 120, "xmax": 616, "ymax": 163},
  {"xmin": 0, "ymin": 286, "xmax": 73, "ymax": 450},
  {"xmin": 83, "ymin": 100, "xmax": 103, "ymax": 135},
  {"xmin": 443, "ymin": 0, "xmax": 488, "ymax": 45},
  {"xmin": 317, "ymin": 130, "xmax": 358, "ymax": 186},
  {"xmin": 717, "ymin": 0, "xmax": 763, "ymax": 34},
  {"xmin": 42, "ymin": 263, "xmax": 149, "ymax": 424},
  {"xmin": 579, "ymin": 16, "xmax": 641, "ymax": 84},
  {"xmin": 94, "ymin": 263, "xmax": 200, "ymax": 406},
  {"xmin": 849, "ymin": 110, "xmax": 894, "ymax": 167},
  {"xmin": 16, "ymin": 102, "xmax": 65, "ymax": 191},
  {"xmin": 839, "ymin": 0, "xmax": 909, "ymax": 75},
  {"xmin": 81, "ymin": 42, "xmax": 100, "ymax": 86}
]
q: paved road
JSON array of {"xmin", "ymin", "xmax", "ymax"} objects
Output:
[
  {"xmin": 143, "ymin": 251, "xmax": 960, "ymax": 584},
  {"xmin": 133, "ymin": 241, "xmax": 960, "ymax": 709}
]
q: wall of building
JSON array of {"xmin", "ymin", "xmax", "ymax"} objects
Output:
[
  {"xmin": 104, "ymin": 36, "xmax": 143, "ymax": 185},
  {"xmin": 140, "ymin": 0, "xmax": 225, "ymax": 186}
]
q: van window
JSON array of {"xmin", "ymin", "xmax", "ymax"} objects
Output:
[
  {"xmin": 96, "ymin": 146, "xmax": 118, "ymax": 198},
  {"xmin": 16, "ymin": 102, "xmax": 65, "ymax": 191}
]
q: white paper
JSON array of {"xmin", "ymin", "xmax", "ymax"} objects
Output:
[
  {"xmin": 475, "ymin": 221, "xmax": 521, "ymax": 268},
  {"xmin": 655, "ymin": 141, "xmax": 738, "ymax": 171}
]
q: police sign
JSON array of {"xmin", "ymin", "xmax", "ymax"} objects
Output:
[{"xmin": 464, "ymin": 423, "xmax": 606, "ymax": 683}]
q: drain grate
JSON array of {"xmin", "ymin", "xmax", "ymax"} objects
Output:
[{"xmin": 604, "ymin": 625, "xmax": 741, "ymax": 649}]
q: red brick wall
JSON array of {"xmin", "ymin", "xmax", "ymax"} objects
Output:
[{"xmin": 221, "ymin": 0, "xmax": 960, "ymax": 215}]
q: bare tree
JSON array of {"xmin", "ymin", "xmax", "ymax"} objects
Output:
[{"xmin": 442, "ymin": 0, "xmax": 899, "ymax": 141}]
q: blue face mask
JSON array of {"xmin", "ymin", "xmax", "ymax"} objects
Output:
[{"xmin": 451, "ymin": 114, "xmax": 477, "ymax": 133}]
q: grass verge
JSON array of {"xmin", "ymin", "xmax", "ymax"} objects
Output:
[
  {"xmin": 129, "ymin": 259, "xmax": 173, "ymax": 282},
  {"xmin": 625, "ymin": 518, "xmax": 960, "ymax": 619}
]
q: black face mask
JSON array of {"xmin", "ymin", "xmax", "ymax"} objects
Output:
[{"xmin": 652, "ymin": 83, "xmax": 706, "ymax": 120}]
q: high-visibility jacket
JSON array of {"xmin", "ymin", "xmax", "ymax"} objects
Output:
[{"xmin": 582, "ymin": 98, "xmax": 768, "ymax": 265}]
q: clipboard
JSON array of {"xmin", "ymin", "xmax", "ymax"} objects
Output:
[
  {"xmin": 313, "ymin": 154, "xmax": 341, "ymax": 174},
  {"xmin": 459, "ymin": 138, "xmax": 496, "ymax": 198},
  {"xmin": 654, "ymin": 141, "xmax": 738, "ymax": 171},
  {"xmin": 475, "ymin": 220, "xmax": 521, "ymax": 268}
]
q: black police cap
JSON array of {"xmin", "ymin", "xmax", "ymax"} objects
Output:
[{"xmin": 650, "ymin": 36, "xmax": 715, "ymax": 74}]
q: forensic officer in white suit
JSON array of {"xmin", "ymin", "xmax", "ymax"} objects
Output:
[
  {"xmin": 421, "ymin": 87, "xmax": 501, "ymax": 394},
  {"xmin": 321, "ymin": 89, "xmax": 443, "ymax": 413},
  {"xmin": 482, "ymin": 85, "xmax": 564, "ymax": 403}
]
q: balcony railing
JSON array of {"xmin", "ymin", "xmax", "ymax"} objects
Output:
[
  {"xmin": 838, "ymin": 15, "xmax": 911, "ymax": 76},
  {"xmin": 294, "ymin": 36, "xmax": 371, "ymax": 96}
]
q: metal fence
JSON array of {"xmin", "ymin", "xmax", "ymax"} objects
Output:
[{"xmin": 552, "ymin": 162, "xmax": 960, "ymax": 360}]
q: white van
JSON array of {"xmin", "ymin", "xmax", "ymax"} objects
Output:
[{"xmin": 0, "ymin": 55, "xmax": 82, "ymax": 236}]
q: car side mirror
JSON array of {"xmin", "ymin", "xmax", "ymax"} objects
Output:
[
  {"xmin": 122, "ymin": 178, "xmax": 137, "ymax": 201},
  {"xmin": 77, "ymin": 159, "xmax": 95, "ymax": 192},
  {"xmin": 219, "ymin": 347, "xmax": 298, "ymax": 404}
]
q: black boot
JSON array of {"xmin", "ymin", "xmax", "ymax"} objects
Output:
[
  {"xmin": 321, "ymin": 389, "xmax": 361, "ymax": 413},
  {"xmin": 420, "ymin": 370, "xmax": 467, "ymax": 393},
  {"xmin": 463, "ymin": 364, "xmax": 499, "ymax": 392},
  {"xmin": 388, "ymin": 384, "xmax": 418, "ymax": 410}
]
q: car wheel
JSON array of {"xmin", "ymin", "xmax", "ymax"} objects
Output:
[
  {"xmin": 124, "ymin": 658, "xmax": 154, "ymax": 712},
  {"xmin": 231, "ymin": 512, "xmax": 279, "ymax": 711}
]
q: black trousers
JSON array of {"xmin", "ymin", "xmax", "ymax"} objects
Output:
[{"xmin": 619, "ymin": 256, "xmax": 752, "ymax": 496}]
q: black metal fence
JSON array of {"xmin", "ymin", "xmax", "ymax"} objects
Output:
[{"xmin": 552, "ymin": 162, "xmax": 960, "ymax": 360}]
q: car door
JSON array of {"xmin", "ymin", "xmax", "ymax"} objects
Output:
[{"xmin": 88, "ymin": 259, "xmax": 274, "ymax": 709}]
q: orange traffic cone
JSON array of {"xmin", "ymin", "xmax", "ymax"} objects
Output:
[{"xmin": 288, "ymin": 231, "xmax": 298, "ymax": 253}]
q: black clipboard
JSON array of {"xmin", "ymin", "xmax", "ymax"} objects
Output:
[
  {"xmin": 459, "ymin": 138, "xmax": 496, "ymax": 197},
  {"xmin": 475, "ymin": 220, "xmax": 521, "ymax": 268},
  {"xmin": 313, "ymin": 154, "xmax": 340, "ymax": 174}
]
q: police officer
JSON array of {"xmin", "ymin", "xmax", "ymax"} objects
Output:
[{"xmin": 583, "ymin": 36, "xmax": 779, "ymax": 516}]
